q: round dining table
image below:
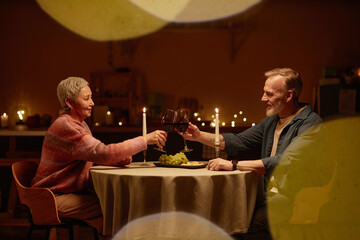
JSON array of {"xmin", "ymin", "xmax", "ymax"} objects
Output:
[{"xmin": 90, "ymin": 162, "xmax": 262, "ymax": 236}]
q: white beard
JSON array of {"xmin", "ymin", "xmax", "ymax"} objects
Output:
[{"xmin": 265, "ymin": 102, "xmax": 285, "ymax": 117}]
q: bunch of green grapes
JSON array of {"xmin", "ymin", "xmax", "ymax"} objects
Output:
[{"xmin": 159, "ymin": 152, "xmax": 189, "ymax": 166}]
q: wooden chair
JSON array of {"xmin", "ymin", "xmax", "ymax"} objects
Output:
[{"xmin": 12, "ymin": 161, "xmax": 99, "ymax": 240}]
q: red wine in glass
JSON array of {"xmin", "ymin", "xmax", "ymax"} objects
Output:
[
  {"xmin": 154, "ymin": 109, "xmax": 176, "ymax": 152},
  {"xmin": 174, "ymin": 122, "xmax": 189, "ymax": 133},
  {"xmin": 175, "ymin": 109, "xmax": 193, "ymax": 152}
]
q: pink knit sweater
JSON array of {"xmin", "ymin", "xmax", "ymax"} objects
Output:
[{"xmin": 31, "ymin": 113, "xmax": 147, "ymax": 193}]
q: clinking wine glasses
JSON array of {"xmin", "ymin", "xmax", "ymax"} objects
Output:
[{"xmin": 154, "ymin": 108, "xmax": 193, "ymax": 153}]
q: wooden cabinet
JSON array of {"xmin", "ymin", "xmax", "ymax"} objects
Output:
[{"xmin": 90, "ymin": 71, "xmax": 135, "ymax": 126}]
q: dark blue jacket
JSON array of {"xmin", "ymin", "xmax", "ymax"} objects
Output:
[{"xmin": 223, "ymin": 103, "xmax": 321, "ymax": 181}]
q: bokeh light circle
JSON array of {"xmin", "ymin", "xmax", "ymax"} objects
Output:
[
  {"xmin": 112, "ymin": 211, "xmax": 233, "ymax": 239},
  {"xmin": 36, "ymin": 0, "xmax": 168, "ymax": 41},
  {"xmin": 268, "ymin": 116, "xmax": 360, "ymax": 240},
  {"xmin": 130, "ymin": 0, "xmax": 262, "ymax": 23}
]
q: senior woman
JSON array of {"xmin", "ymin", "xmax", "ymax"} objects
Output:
[{"xmin": 31, "ymin": 77, "xmax": 167, "ymax": 236}]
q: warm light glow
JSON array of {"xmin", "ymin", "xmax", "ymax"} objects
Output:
[
  {"xmin": 234, "ymin": 114, "xmax": 238, "ymax": 118},
  {"xmin": 239, "ymin": 111, "xmax": 243, "ymax": 115},
  {"xmin": 211, "ymin": 122, "xmax": 215, "ymax": 127},
  {"xmin": 143, "ymin": 107, "xmax": 146, "ymax": 113},
  {"xmin": 252, "ymin": 123, "xmax": 256, "ymax": 126},
  {"xmin": 130, "ymin": 0, "xmax": 262, "ymax": 23},
  {"xmin": 211, "ymin": 114, "xmax": 215, "ymax": 119},
  {"xmin": 197, "ymin": 117, "xmax": 201, "ymax": 121},
  {"xmin": 201, "ymin": 122, "xmax": 205, "ymax": 126},
  {"xmin": 118, "ymin": 121, "xmax": 123, "ymax": 126},
  {"xmin": 17, "ymin": 110, "xmax": 25, "ymax": 121},
  {"xmin": 2, "ymin": 113, "xmax": 6, "ymax": 117},
  {"xmin": 215, "ymin": 108, "xmax": 219, "ymax": 114},
  {"xmin": 36, "ymin": 0, "xmax": 168, "ymax": 41},
  {"xmin": 194, "ymin": 112, "xmax": 199, "ymax": 117},
  {"xmin": 243, "ymin": 117, "xmax": 247, "ymax": 122},
  {"xmin": 95, "ymin": 122, "xmax": 100, "ymax": 126},
  {"xmin": 222, "ymin": 122, "xmax": 226, "ymax": 126},
  {"xmin": 231, "ymin": 121, "xmax": 235, "ymax": 127},
  {"xmin": 106, "ymin": 111, "xmax": 111, "ymax": 115}
]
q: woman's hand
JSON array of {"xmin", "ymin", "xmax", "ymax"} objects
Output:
[
  {"xmin": 178, "ymin": 122, "xmax": 201, "ymax": 141},
  {"xmin": 207, "ymin": 158, "xmax": 232, "ymax": 171},
  {"xmin": 144, "ymin": 130, "xmax": 167, "ymax": 148},
  {"xmin": 115, "ymin": 157, "xmax": 132, "ymax": 166}
]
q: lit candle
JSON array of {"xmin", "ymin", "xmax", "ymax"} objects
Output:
[
  {"xmin": 143, "ymin": 107, "xmax": 147, "ymax": 137},
  {"xmin": 1, "ymin": 113, "xmax": 9, "ymax": 128},
  {"xmin": 215, "ymin": 108, "xmax": 219, "ymax": 144}
]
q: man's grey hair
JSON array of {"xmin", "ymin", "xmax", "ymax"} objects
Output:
[
  {"xmin": 265, "ymin": 68, "xmax": 303, "ymax": 101},
  {"xmin": 57, "ymin": 77, "xmax": 89, "ymax": 111}
]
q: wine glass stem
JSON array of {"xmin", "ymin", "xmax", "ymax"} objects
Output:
[
  {"xmin": 143, "ymin": 150, "xmax": 146, "ymax": 164},
  {"xmin": 183, "ymin": 137, "xmax": 188, "ymax": 151}
]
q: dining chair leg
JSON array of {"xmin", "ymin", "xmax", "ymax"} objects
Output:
[
  {"xmin": 45, "ymin": 227, "xmax": 51, "ymax": 240},
  {"xmin": 92, "ymin": 227, "xmax": 99, "ymax": 240},
  {"xmin": 26, "ymin": 225, "xmax": 33, "ymax": 240},
  {"xmin": 68, "ymin": 224, "xmax": 74, "ymax": 240}
]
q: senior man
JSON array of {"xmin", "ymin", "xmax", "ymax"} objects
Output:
[{"xmin": 181, "ymin": 67, "xmax": 321, "ymax": 239}]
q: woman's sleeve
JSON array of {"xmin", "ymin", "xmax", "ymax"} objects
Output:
[{"xmin": 72, "ymin": 132, "xmax": 147, "ymax": 165}]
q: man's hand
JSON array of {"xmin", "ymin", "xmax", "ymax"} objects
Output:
[
  {"xmin": 178, "ymin": 122, "xmax": 201, "ymax": 141},
  {"xmin": 144, "ymin": 130, "xmax": 167, "ymax": 149},
  {"xmin": 207, "ymin": 158, "xmax": 233, "ymax": 171}
]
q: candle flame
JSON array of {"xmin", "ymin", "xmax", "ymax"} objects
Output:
[
  {"xmin": 143, "ymin": 107, "xmax": 146, "ymax": 113},
  {"xmin": 215, "ymin": 108, "xmax": 219, "ymax": 113},
  {"xmin": 2, "ymin": 113, "xmax": 6, "ymax": 117}
]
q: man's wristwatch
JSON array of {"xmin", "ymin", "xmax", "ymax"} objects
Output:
[{"xmin": 232, "ymin": 159, "xmax": 238, "ymax": 171}]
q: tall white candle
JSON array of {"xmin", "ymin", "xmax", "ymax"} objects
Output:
[
  {"xmin": 143, "ymin": 107, "xmax": 147, "ymax": 137},
  {"xmin": 215, "ymin": 108, "xmax": 219, "ymax": 144},
  {"xmin": 1, "ymin": 113, "xmax": 9, "ymax": 128}
]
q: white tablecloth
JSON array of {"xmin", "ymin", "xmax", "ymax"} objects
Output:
[{"xmin": 91, "ymin": 162, "xmax": 261, "ymax": 236}]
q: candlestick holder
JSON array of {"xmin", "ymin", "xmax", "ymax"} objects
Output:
[
  {"xmin": 215, "ymin": 142, "xmax": 220, "ymax": 158},
  {"xmin": 140, "ymin": 149, "xmax": 150, "ymax": 166}
]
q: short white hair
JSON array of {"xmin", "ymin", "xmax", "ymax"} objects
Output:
[{"xmin": 57, "ymin": 77, "xmax": 89, "ymax": 111}]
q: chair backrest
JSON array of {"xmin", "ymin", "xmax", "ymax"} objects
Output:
[{"xmin": 12, "ymin": 161, "xmax": 62, "ymax": 225}]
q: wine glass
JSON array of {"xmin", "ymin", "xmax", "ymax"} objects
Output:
[
  {"xmin": 154, "ymin": 109, "xmax": 176, "ymax": 152},
  {"xmin": 175, "ymin": 109, "xmax": 193, "ymax": 152}
]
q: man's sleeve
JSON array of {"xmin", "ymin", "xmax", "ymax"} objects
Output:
[{"xmin": 223, "ymin": 120, "xmax": 265, "ymax": 156}]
